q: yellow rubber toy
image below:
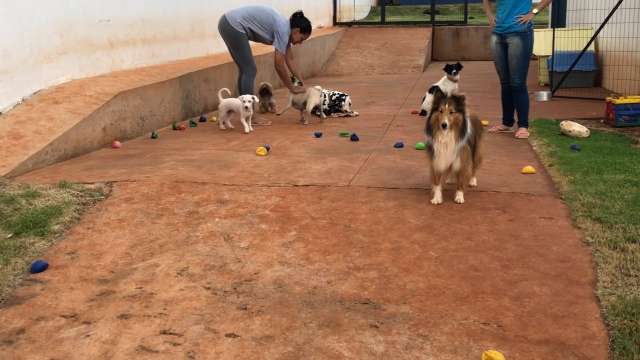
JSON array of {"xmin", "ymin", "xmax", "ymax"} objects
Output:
[
  {"xmin": 256, "ymin": 147, "xmax": 269, "ymax": 156},
  {"xmin": 482, "ymin": 350, "xmax": 506, "ymax": 360},
  {"xmin": 481, "ymin": 120, "xmax": 490, "ymax": 127},
  {"xmin": 521, "ymin": 165, "xmax": 537, "ymax": 174},
  {"xmin": 210, "ymin": 116, "xmax": 218, "ymax": 123}
]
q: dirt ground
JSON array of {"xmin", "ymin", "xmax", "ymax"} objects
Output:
[{"xmin": 0, "ymin": 28, "xmax": 609, "ymax": 359}]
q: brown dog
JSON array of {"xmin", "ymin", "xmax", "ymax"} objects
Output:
[
  {"xmin": 425, "ymin": 88, "xmax": 483, "ymax": 204},
  {"xmin": 258, "ymin": 82, "xmax": 277, "ymax": 114}
]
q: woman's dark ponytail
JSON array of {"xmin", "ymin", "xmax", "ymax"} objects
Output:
[{"xmin": 290, "ymin": 10, "xmax": 312, "ymax": 36}]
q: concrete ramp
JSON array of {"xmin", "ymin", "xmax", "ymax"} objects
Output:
[
  {"xmin": 322, "ymin": 27, "xmax": 432, "ymax": 76},
  {"xmin": 0, "ymin": 28, "xmax": 344, "ymax": 178}
]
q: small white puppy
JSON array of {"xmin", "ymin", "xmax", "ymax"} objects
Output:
[
  {"xmin": 217, "ymin": 88, "xmax": 259, "ymax": 134},
  {"xmin": 276, "ymin": 77, "xmax": 326, "ymax": 125},
  {"xmin": 419, "ymin": 62, "xmax": 464, "ymax": 118}
]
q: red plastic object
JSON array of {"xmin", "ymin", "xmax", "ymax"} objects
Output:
[
  {"xmin": 111, "ymin": 141, "xmax": 122, "ymax": 149},
  {"xmin": 411, "ymin": 110, "xmax": 420, "ymax": 115},
  {"xmin": 606, "ymin": 97, "xmax": 640, "ymax": 127}
]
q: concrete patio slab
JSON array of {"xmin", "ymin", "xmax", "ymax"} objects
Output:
[{"xmin": 1, "ymin": 28, "xmax": 608, "ymax": 360}]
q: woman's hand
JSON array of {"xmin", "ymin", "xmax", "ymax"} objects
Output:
[
  {"xmin": 286, "ymin": 50, "xmax": 304, "ymax": 88},
  {"xmin": 482, "ymin": 0, "xmax": 496, "ymax": 27},
  {"xmin": 517, "ymin": 12, "xmax": 535, "ymax": 24},
  {"xmin": 487, "ymin": 13, "xmax": 496, "ymax": 27}
]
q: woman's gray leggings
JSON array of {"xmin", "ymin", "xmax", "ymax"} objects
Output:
[{"xmin": 218, "ymin": 15, "xmax": 256, "ymax": 96}]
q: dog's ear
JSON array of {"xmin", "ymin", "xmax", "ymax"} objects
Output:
[
  {"xmin": 253, "ymin": 95, "xmax": 259, "ymax": 103},
  {"xmin": 450, "ymin": 94, "xmax": 466, "ymax": 113},
  {"xmin": 425, "ymin": 112, "xmax": 434, "ymax": 138},
  {"xmin": 443, "ymin": 64, "xmax": 453, "ymax": 74},
  {"xmin": 455, "ymin": 62, "xmax": 464, "ymax": 71},
  {"xmin": 451, "ymin": 94, "xmax": 469, "ymax": 141},
  {"xmin": 430, "ymin": 86, "xmax": 447, "ymax": 114}
]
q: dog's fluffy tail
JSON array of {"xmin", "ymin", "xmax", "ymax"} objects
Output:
[{"xmin": 218, "ymin": 88, "xmax": 232, "ymax": 102}]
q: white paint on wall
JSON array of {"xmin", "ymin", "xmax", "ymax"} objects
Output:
[
  {"xmin": 566, "ymin": 0, "xmax": 640, "ymax": 95},
  {"xmin": 0, "ymin": 1, "xmax": 333, "ymax": 113}
]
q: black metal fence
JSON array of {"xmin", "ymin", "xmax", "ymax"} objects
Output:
[
  {"xmin": 333, "ymin": 0, "xmax": 473, "ymax": 26},
  {"xmin": 549, "ymin": 0, "xmax": 640, "ymax": 100},
  {"xmin": 333, "ymin": 0, "xmax": 550, "ymax": 27}
]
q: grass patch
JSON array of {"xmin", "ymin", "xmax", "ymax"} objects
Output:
[
  {"xmin": 3, "ymin": 205, "xmax": 64, "ymax": 237},
  {"xmin": 0, "ymin": 180, "xmax": 109, "ymax": 303},
  {"xmin": 530, "ymin": 119, "xmax": 640, "ymax": 359},
  {"xmin": 362, "ymin": 4, "xmax": 549, "ymax": 26}
]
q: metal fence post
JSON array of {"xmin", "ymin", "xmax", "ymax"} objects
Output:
[
  {"xmin": 333, "ymin": 0, "xmax": 337, "ymax": 25},
  {"xmin": 430, "ymin": 0, "xmax": 436, "ymax": 25},
  {"xmin": 464, "ymin": 0, "xmax": 469, "ymax": 25},
  {"xmin": 550, "ymin": 0, "xmax": 567, "ymax": 28}
]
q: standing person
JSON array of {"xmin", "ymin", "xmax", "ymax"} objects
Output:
[
  {"xmin": 218, "ymin": 6, "xmax": 311, "ymax": 97},
  {"xmin": 483, "ymin": 0, "xmax": 552, "ymax": 139}
]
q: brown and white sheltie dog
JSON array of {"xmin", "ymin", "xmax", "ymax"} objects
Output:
[{"xmin": 425, "ymin": 88, "xmax": 483, "ymax": 205}]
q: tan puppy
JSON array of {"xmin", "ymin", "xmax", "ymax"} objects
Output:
[{"xmin": 276, "ymin": 78, "xmax": 326, "ymax": 125}]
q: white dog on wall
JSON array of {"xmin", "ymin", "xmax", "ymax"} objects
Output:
[
  {"xmin": 217, "ymin": 88, "xmax": 259, "ymax": 134},
  {"xmin": 419, "ymin": 62, "xmax": 464, "ymax": 118}
]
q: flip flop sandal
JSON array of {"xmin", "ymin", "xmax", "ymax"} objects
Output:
[{"xmin": 515, "ymin": 128, "xmax": 530, "ymax": 139}]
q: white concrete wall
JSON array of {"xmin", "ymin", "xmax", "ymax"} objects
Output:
[
  {"xmin": 566, "ymin": 0, "xmax": 640, "ymax": 95},
  {"xmin": 0, "ymin": 1, "xmax": 332, "ymax": 113}
]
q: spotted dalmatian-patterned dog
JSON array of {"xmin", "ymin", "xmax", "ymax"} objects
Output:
[{"xmin": 312, "ymin": 89, "xmax": 359, "ymax": 118}]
